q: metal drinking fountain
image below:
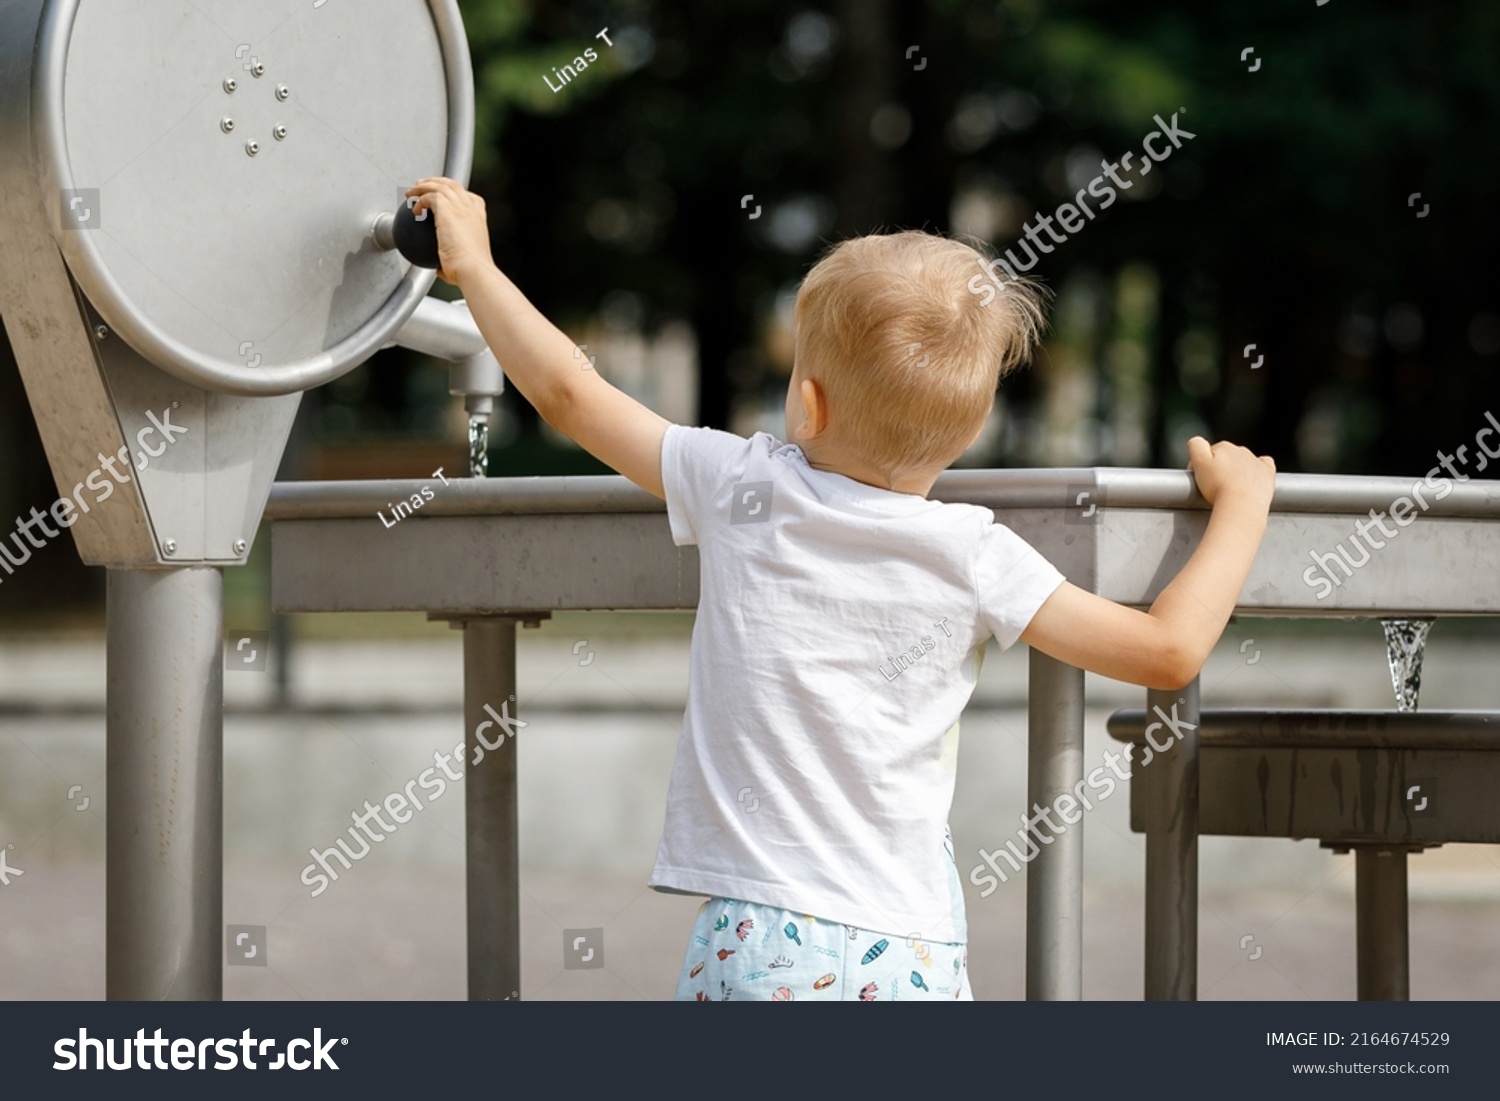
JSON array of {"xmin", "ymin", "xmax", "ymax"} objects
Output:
[{"xmin": 0, "ymin": 0, "xmax": 499, "ymax": 999}]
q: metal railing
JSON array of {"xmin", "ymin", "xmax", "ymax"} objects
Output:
[{"xmin": 260, "ymin": 468, "xmax": 1500, "ymax": 1000}]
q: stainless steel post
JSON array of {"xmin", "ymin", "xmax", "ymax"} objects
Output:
[
  {"xmin": 270, "ymin": 613, "xmax": 292, "ymax": 708},
  {"xmin": 1355, "ymin": 847, "xmax": 1410, "ymax": 1001},
  {"xmin": 1143, "ymin": 676, "xmax": 1200, "ymax": 1001},
  {"xmin": 1025, "ymin": 651, "xmax": 1086, "ymax": 1000},
  {"xmin": 463, "ymin": 617, "xmax": 521, "ymax": 1001},
  {"xmin": 106, "ymin": 567, "xmax": 223, "ymax": 1000}
]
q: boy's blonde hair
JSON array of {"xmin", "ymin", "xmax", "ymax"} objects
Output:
[{"xmin": 793, "ymin": 229, "xmax": 1046, "ymax": 475}]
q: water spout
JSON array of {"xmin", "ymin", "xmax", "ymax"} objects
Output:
[
  {"xmin": 1380, "ymin": 619, "xmax": 1433, "ymax": 712},
  {"xmin": 468, "ymin": 416, "xmax": 489, "ymax": 479}
]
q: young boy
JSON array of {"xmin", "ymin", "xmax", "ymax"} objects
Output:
[{"xmin": 408, "ymin": 178, "xmax": 1276, "ymax": 1001}]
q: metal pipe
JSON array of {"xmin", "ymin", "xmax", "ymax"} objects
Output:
[
  {"xmin": 1025, "ymin": 651, "xmax": 1085, "ymax": 1000},
  {"xmin": 267, "ymin": 470, "xmax": 1500, "ymax": 522},
  {"xmin": 270, "ymin": 613, "xmax": 292, "ymax": 708},
  {"xmin": 266, "ymin": 475, "xmax": 668, "ymax": 520},
  {"xmin": 1142, "ymin": 677, "xmax": 1200, "ymax": 1001},
  {"xmin": 384, "ymin": 297, "xmax": 505, "ymax": 425},
  {"xmin": 1355, "ymin": 848, "xmax": 1410, "ymax": 1000},
  {"xmin": 387, "ymin": 296, "xmax": 492, "ymax": 362},
  {"xmin": 106, "ymin": 567, "xmax": 223, "ymax": 1000},
  {"xmin": 457, "ymin": 366, "xmax": 499, "ymax": 424},
  {"xmin": 463, "ymin": 617, "xmax": 521, "ymax": 1000},
  {"xmin": 943, "ymin": 468, "xmax": 1500, "ymax": 516},
  {"xmin": 952, "ymin": 468, "xmax": 1500, "ymax": 516}
]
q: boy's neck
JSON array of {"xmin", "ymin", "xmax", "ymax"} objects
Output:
[{"xmin": 799, "ymin": 438, "xmax": 941, "ymax": 497}]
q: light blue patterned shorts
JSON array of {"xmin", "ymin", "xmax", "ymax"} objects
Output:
[{"xmin": 673, "ymin": 899, "xmax": 971, "ymax": 1002}]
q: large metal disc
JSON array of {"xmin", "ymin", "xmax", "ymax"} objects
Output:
[{"xmin": 34, "ymin": 0, "xmax": 474, "ymax": 396}]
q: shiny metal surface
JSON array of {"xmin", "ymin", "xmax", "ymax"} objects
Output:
[
  {"xmin": 106, "ymin": 567, "xmax": 223, "ymax": 1000},
  {"xmin": 267, "ymin": 472, "xmax": 1500, "ymax": 616},
  {"xmin": 1025, "ymin": 652, "xmax": 1085, "ymax": 1000},
  {"xmin": 460, "ymin": 618, "xmax": 524, "ymax": 1001},
  {"xmin": 30, "ymin": 0, "xmax": 473, "ymax": 395}
]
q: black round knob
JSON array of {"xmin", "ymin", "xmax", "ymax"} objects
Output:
[{"xmin": 392, "ymin": 198, "xmax": 441, "ymax": 269}]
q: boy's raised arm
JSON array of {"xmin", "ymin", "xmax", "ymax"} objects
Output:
[
  {"xmin": 1019, "ymin": 437, "xmax": 1276, "ymax": 690},
  {"xmin": 407, "ymin": 178, "xmax": 672, "ymax": 499}
]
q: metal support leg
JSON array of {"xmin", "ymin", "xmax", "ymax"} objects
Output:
[
  {"xmin": 106, "ymin": 568, "xmax": 223, "ymax": 1001},
  {"xmin": 1026, "ymin": 651, "xmax": 1085, "ymax": 1000},
  {"xmin": 1142, "ymin": 677, "xmax": 1200, "ymax": 1001},
  {"xmin": 270, "ymin": 613, "xmax": 292, "ymax": 708},
  {"xmin": 1355, "ymin": 847, "xmax": 1410, "ymax": 1001},
  {"xmin": 463, "ymin": 617, "xmax": 521, "ymax": 1001}
]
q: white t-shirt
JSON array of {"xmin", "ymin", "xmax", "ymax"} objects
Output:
[{"xmin": 648, "ymin": 426, "xmax": 1066, "ymax": 942}]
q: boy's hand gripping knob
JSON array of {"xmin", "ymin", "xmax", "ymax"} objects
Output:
[{"xmin": 372, "ymin": 199, "xmax": 441, "ymax": 269}]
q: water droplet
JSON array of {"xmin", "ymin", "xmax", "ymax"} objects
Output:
[
  {"xmin": 1381, "ymin": 619, "xmax": 1433, "ymax": 712},
  {"xmin": 468, "ymin": 417, "xmax": 490, "ymax": 478}
]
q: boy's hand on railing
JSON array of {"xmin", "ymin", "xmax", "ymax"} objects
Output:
[
  {"xmin": 1186, "ymin": 436, "xmax": 1276, "ymax": 508},
  {"xmin": 1022, "ymin": 436, "xmax": 1278, "ymax": 690}
]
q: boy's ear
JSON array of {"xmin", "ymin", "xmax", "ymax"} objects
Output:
[{"xmin": 797, "ymin": 376, "xmax": 828, "ymax": 439}]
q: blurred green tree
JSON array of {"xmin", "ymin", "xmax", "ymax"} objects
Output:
[{"xmin": 5, "ymin": 0, "xmax": 1499, "ymax": 617}]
